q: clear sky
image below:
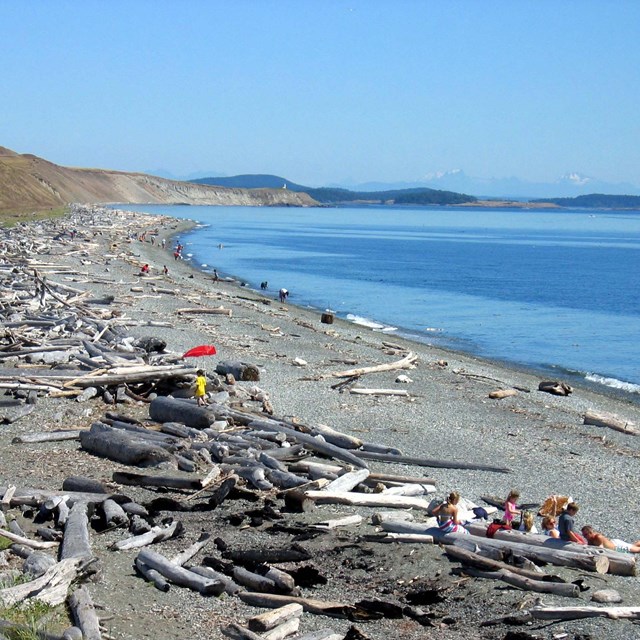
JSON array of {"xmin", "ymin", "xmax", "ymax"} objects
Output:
[{"xmin": 1, "ymin": 0, "xmax": 639, "ymax": 187}]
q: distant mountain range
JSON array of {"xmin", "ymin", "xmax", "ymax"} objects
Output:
[{"xmin": 338, "ymin": 169, "xmax": 640, "ymax": 199}]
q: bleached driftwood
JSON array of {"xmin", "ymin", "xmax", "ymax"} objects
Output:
[
  {"xmin": 320, "ymin": 352, "xmax": 417, "ymax": 379},
  {"xmin": 311, "ymin": 515, "xmax": 363, "ymax": 530},
  {"xmin": 238, "ymin": 591, "xmax": 355, "ymax": 618},
  {"xmin": 0, "ymin": 527, "xmax": 57, "ymax": 550},
  {"xmin": 68, "ymin": 586, "xmax": 102, "ymax": 640},
  {"xmin": 248, "ymin": 603, "xmax": 304, "ymax": 632},
  {"xmin": 177, "ymin": 306, "xmax": 232, "ymax": 317},
  {"xmin": 112, "ymin": 521, "xmax": 182, "ymax": 551},
  {"xmin": 323, "ymin": 469, "xmax": 370, "ymax": 493},
  {"xmin": 304, "ymin": 490, "xmax": 435, "ymax": 510},
  {"xmin": 583, "ymin": 409, "xmax": 638, "ymax": 436},
  {"xmin": 530, "ymin": 604, "xmax": 640, "ymax": 621},
  {"xmin": 462, "ymin": 566, "xmax": 579, "ymax": 598},
  {"xmin": 349, "ymin": 388, "xmax": 410, "ymax": 397}
]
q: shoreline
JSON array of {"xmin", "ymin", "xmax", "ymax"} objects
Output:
[
  {"xmin": 1, "ymin": 204, "xmax": 639, "ymax": 639},
  {"xmin": 137, "ymin": 209, "xmax": 640, "ymax": 409}
]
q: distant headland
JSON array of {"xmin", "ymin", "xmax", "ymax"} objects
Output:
[{"xmin": 2, "ymin": 146, "xmax": 639, "ymax": 216}]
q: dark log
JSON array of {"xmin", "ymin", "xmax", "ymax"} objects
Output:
[
  {"xmin": 112, "ymin": 471, "xmax": 202, "ymax": 491},
  {"xmin": 60, "ymin": 501, "xmax": 92, "ymax": 561},
  {"xmin": 216, "ymin": 361, "xmax": 260, "ymax": 381},
  {"xmin": 444, "ymin": 545, "xmax": 562, "ymax": 582},
  {"xmin": 80, "ymin": 423, "xmax": 172, "ymax": 467},
  {"xmin": 352, "ymin": 450, "xmax": 510, "ymax": 474},
  {"xmin": 238, "ymin": 591, "xmax": 354, "ymax": 618},
  {"xmin": 460, "ymin": 566, "xmax": 580, "ymax": 598},
  {"xmin": 187, "ymin": 565, "xmax": 243, "ymax": 595},
  {"xmin": 136, "ymin": 549, "xmax": 224, "ymax": 595},
  {"xmin": 134, "ymin": 557, "xmax": 170, "ymax": 592},
  {"xmin": 538, "ymin": 380, "xmax": 573, "ymax": 396},
  {"xmin": 222, "ymin": 545, "xmax": 311, "ymax": 565},
  {"xmin": 101, "ymin": 499, "xmax": 128, "ymax": 528},
  {"xmin": 68, "ymin": 586, "xmax": 101, "ymax": 640},
  {"xmin": 149, "ymin": 396, "xmax": 214, "ymax": 429},
  {"xmin": 62, "ymin": 477, "xmax": 107, "ymax": 494},
  {"xmin": 221, "ymin": 623, "xmax": 264, "ymax": 640},
  {"xmin": 246, "ymin": 418, "xmax": 368, "ymax": 469},
  {"xmin": 232, "ymin": 566, "xmax": 277, "ymax": 592}
]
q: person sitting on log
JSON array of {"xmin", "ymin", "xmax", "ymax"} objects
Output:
[
  {"xmin": 541, "ymin": 515, "xmax": 560, "ymax": 538},
  {"xmin": 503, "ymin": 489, "xmax": 521, "ymax": 525},
  {"xmin": 432, "ymin": 491, "xmax": 469, "ymax": 534},
  {"xmin": 558, "ymin": 502, "xmax": 587, "ymax": 545},
  {"xmin": 581, "ymin": 525, "xmax": 640, "ymax": 554},
  {"xmin": 194, "ymin": 369, "xmax": 209, "ymax": 407},
  {"xmin": 517, "ymin": 510, "xmax": 538, "ymax": 533}
]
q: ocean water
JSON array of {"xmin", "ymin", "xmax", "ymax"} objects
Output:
[{"xmin": 119, "ymin": 204, "xmax": 640, "ymax": 398}]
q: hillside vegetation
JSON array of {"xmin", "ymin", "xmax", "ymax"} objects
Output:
[
  {"xmin": 192, "ymin": 174, "xmax": 477, "ymax": 205},
  {"xmin": 0, "ymin": 148, "xmax": 316, "ymax": 215},
  {"xmin": 532, "ymin": 193, "xmax": 640, "ymax": 209}
]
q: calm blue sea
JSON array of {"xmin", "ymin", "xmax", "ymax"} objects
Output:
[{"xmin": 119, "ymin": 204, "xmax": 640, "ymax": 398}]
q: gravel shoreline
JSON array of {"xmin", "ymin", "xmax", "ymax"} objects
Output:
[{"xmin": 1, "ymin": 206, "xmax": 639, "ymax": 640}]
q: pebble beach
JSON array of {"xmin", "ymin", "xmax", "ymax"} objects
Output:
[{"xmin": 1, "ymin": 204, "xmax": 640, "ymax": 640}]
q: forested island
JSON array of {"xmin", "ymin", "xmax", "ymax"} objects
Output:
[{"xmin": 532, "ymin": 194, "xmax": 640, "ymax": 209}]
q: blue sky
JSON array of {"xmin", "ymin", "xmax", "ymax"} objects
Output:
[{"xmin": 1, "ymin": 0, "xmax": 639, "ymax": 187}]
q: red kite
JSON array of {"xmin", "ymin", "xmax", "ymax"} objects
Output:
[{"xmin": 183, "ymin": 345, "xmax": 217, "ymax": 358}]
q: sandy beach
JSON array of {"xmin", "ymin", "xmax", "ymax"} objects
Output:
[{"xmin": 1, "ymin": 205, "xmax": 639, "ymax": 640}]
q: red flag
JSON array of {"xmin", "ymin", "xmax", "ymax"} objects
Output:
[{"xmin": 183, "ymin": 345, "xmax": 217, "ymax": 358}]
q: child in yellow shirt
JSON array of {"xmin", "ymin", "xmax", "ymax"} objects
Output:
[{"xmin": 194, "ymin": 369, "xmax": 208, "ymax": 406}]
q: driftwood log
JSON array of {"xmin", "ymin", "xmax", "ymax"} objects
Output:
[
  {"xmin": 68, "ymin": 586, "xmax": 102, "ymax": 640},
  {"xmin": 216, "ymin": 361, "xmax": 260, "ymax": 382},
  {"xmin": 530, "ymin": 604, "xmax": 640, "ymax": 621},
  {"xmin": 583, "ymin": 409, "xmax": 638, "ymax": 435}
]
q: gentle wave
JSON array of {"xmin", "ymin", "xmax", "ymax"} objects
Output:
[
  {"xmin": 585, "ymin": 373, "xmax": 640, "ymax": 394},
  {"xmin": 346, "ymin": 314, "xmax": 397, "ymax": 332}
]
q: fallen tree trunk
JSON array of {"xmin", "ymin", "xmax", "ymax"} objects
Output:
[
  {"xmin": 0, "ymin": 527, "xmax": 57, "ymax": 550},
  {"xmin": 216, "ymin": 361, "xmax": 260, "ymax": 382},
  {"xmin": 60, "ymin": 501, "xmax": 92, "ymax": 561},
  {"xmin": 583, "ymin": 409, "xmax": 638, "ymax": 436},
  {"xmin": 304, "ymin": 490, "xmax": 435, "ymax": 511},
  {"xmin": 136, "ymin": 549, "xmax": 224, "ymax": 595},
  {"xmin": 319, "ymin": 352, "xmax": 418, "ymax": 379},
  {"xmin": 112, "ymin": 521, "xmax": 182, "ymax": 551},
  {"xmin": 112, "ymin": 471, "xmax": 203, "ymax": 491},
  {"xmin": 177, "ymin": 306, "xmax": 232, "ymax": 317},
  {"xmin": 466, "ymin": 523, "xmax": 636, "ymax": 576},
  {"xmin": 80, "ymin": 423, "xmax": 172, "ymax": 467},
  {"xmin": 12, "ymin": 430, "xmax": 81, "ymax": 444},
  {"xmin": 68, "ymin": 586, "xmax": 102, "ymax": 640},
  {"xmin": 149, "ymin": 396, "xmax": 214, "ymax": 429},
  {"xmin": 461, "ymin": 566, "xmax": 580, "ymax": 598},
  {"xmin": 530, "ymin": 605, "xmax": 640, "ymax": 621},
  {"xmin": 248, "ymin": 603, "xmax": 304, "ymax": 632},
  {"xmin": 352, "ymin": 450, "xmax": 510, "ymax": 474},
  {"xmin": 238, "ymin": 591, "xmax": 355, "ymax": 618}
]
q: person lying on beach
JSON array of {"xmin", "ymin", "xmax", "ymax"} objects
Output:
[
  {"xmin": 503, "ymin": 489, "xmax": 521, "ymax": 525},
  {"xmin": 558, "ymin": 502, "xmax": 587, "ymax": 544},
  {"xmin": 541, "ymin": 515, "xmax": 560, "ymax": 538},
  {"xmin": 432, "ymin": 491, "xmax": 469, "ymax": 534},
  {"xmin": 581, "ymin": 525, "xmax": 640, "ymax": 554}
]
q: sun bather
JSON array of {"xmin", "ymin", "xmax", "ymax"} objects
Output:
[
  {"xmin": 581, "ymin": 525, "xmax": 640, "ymax": 554},
  {"xmin": 432, "ymin": 491, "xmax": 469, "ymax": 534}
]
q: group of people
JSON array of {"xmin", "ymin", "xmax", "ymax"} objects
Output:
[{"xmin": 433, "ymin": 489, "xmax": 640, "ymax": 554}]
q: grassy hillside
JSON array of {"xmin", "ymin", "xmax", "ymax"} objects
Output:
[{"xmin": 0, "ymin": 148, "xmax": 316, "ymax": 217}]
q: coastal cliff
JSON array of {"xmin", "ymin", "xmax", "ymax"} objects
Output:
[{"xmin": 0, "ymin": 146, "xmax": 316, "ymax": 213}]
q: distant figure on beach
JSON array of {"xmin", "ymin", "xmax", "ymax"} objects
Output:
[
  {"xmin": 558, "ymin": 502, "xmax": 587, "ymax": 544},
  {"xmin": 581, "ymin": 525, "xmax": 640, "ymax": 553},
  {"xmin": 163, "ymin": 265, "xmax": 168, "ymax": 275},
  {"xmin": 213, "ymin": 269, "xmax": 219, "ymax": 282},
  {"xmin": 161, "ymin": 238, "xmax": 166, "ymax": 249},
  {"xmin": 503, "ymin": 490, "xmax": 521, "ymax": 525},
  {"xmin": 218, "ymin": 243, "xmax": 224, "ymax": 249},
  {"xmin": 194, "ymin": 369, "xmax": 208, "ymax": 406},
  {"xmin": 261, "ymin": 281, "xmax": 268, "ymax": 290},
  {"xmin": 541, "ymin": 515, "xmax": 560, "ymax": 538},
  {"xmin": 140, "ymin": 263, "xmax": 150, "ymax": 274},
  {"xmin": 432, "ymin": 491, "xmax": 469, "ymax": 534},
  {"xmin": 279, "ymin": 288, "xmax": 289, "ymax": 303}
]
